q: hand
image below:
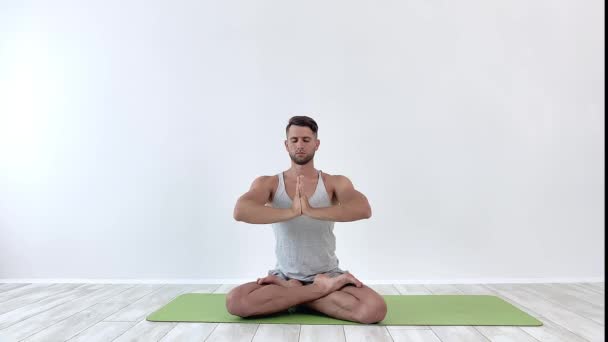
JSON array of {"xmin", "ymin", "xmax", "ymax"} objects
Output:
[
  {"xmin": 298, "ymin": 175, "xmax": 313, "ymax": 216},
  {"xmin": 333, "ymin": 272, "xmax": 364, "ymax": 289},
  {"xmin": 313, "ymin": 272, "xmax": 363, "ymax": 294},
  {"xmin": 291, "ymin": 175, "xmax": 302, "ymax": 217}
]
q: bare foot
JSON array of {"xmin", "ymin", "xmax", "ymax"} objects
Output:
[
  {"xmin": 285, "ymin": 279, "xmax": 304, "ymax": 287},
  {"xmin": 257, "ymin": 275, "xmax": 286, "ymax": 286},
  {"xmin": 256, "ymin": 275, "xmax": 303, "ymax": 288},
  {"xmin": 313, "ymin": 272, "xmax": 363, "ymax": 293},
  {"xmin": 312, "ymin": 273, "xmax": 335, "ymax": 293}
]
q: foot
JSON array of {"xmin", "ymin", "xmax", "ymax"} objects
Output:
[
  {"xmin": 313, "ymin": 272, "xmax": 363, "ymax": 293},
  {"xmin": 256, "ymin": 275, "xmax": 303, "ymax": 288},
  {"xmin": 285, "ymin": 279, "xmax": 304, "ymax": 288}
]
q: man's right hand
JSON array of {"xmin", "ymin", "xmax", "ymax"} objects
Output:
[{"xmin": 291, "ymin": 175, "xmax": 302, "ymax": 217}]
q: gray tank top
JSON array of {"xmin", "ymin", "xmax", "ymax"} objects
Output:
[{"xmin": 269, "ymin": 170, "xmax": 343, "ymax": 281}]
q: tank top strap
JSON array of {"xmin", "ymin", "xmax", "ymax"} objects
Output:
[{"xmin": 277, "ymin": 172, "xmax": 286, "ymax": 196}]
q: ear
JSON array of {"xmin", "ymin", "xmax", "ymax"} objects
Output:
[
  {"xmin": 315, "ymin": 139, "xmax": 320, "ymax": 150},
  {"xmin": 284, "ymin": 140, "xmax": 289, "ymax": 150}
]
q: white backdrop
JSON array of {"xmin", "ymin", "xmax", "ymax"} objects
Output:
[{"xmin": 0, "ymin": 0, "xmax": 604, "ymax": 283}]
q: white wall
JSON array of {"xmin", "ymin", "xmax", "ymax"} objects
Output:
[{"xmin": 0, "ymin": 0, "xmax": 604, "ymax": 283}]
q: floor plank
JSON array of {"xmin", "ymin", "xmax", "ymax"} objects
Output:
[
  {"xmin": 0, "ymin": 281, "xmax": 603, "ymax": 342},
  {"xmin": 583, "ymin": 282, "xmax": 604, "ymax": 292},
  {"xmin": 0, "ymin": 284, "xmax": 30, "ymax": 294},
  {"xmin": 343, "ymin": 325, "xmax": 393, "ymax": 342},
  {"xmin": 423, "ymin": 284, "xmax": 462, "ymax": 295},
  {"xmin": 204, "ymin": 322, "xmax": 258, "ymax": 342},
  {"xmin": 0, "ymin": 284, "xmax": 81, "ymax": 308},
  {"xmin": 393, "ymin": 284, "xmax": 433, "ymax": 295},
  {"xmin": 104, "ymin": 284, "xmax": 203, "ymax": 322},
  {"xmin": 0, "ymin": 284, "xmax": 53, "ymax": 303},
  {"xmin": 0, "ymin": 284, "xmax": 91, "ymax": 315},
  {"xmin": 427, "ymin": 326, "xmax": 489, "ymax": 342},
  {"xmin": 251, "ymin": 323, "xmax": 300, "ymax": 342},
  {"xmin": 367, "ymin": 284, "xmax": 401, "ymax": 295},
  {"xmin": 0, "ymin": 284, "xmax": 101, "ymax": 330},
  {"xmin": 522, "ymin": 283, "xmax": 604, "ymax": 325},
  {"xmin": 486, "ymin": 283, "xmax": 604, "ymax": 342},
  {"xmin": 100, "ymin": 284, "xmax": 164, "ymax": 304},
  {"xmin": 555, "ymin": 283, "xmax": 604, "ymax": 307},
  {"xmin": 0, "ymin": 284, "xmax": 134, "ymax": 341},
  {"xmin": 387, "ymin": 329, "xmax": 442, "ymax": 342},
  {"xmin": 22, "ymin": 302, "xmax": 129, "ymax": 342},
  {"xmin": 455, "ymin": 284, "xmax": 588, "ymax": 342},
  {"xmin": 213, "ymin": 284, "xmax": 240, "ymax": 294},
  {"xmin": 68, "ymin": 321, "xmax": 136, "ymax": 342},
  {"xmin": 112, "ymin": 320, "xmax": 176, "ymax": 342},
  {"xmin": 158, "ymin": 322, "xmax": 217, "ymax": 341},
  {"xmin": 299, "ymin": 325, "xmax": 345, "ymax": 342}
]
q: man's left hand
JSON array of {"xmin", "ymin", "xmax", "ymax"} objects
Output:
[{"xmin": 298, "ymin": 175, "xmax": 315, "ymax": 217}]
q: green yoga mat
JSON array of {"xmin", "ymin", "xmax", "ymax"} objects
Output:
[{"xmin": 147, "ymin": 293, "xmax": 543, "ymax": 326}]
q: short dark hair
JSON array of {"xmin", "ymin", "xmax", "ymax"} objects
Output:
[{"xmin": 286, "ymin": 116, "xmax": 318, "ymax": 137}]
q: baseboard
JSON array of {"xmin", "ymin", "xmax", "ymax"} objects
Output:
[{"xmin": 0, "ymin": 277, "xmax": 604, "ymax": 285}]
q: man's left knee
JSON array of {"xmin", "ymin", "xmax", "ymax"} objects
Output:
[{"xmin": 356, "ymin": 298, "xmax": 387, "ymax": 324}]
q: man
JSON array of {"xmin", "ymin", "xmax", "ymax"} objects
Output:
[{"xmin": 226, "ymin": 116, "xmax": 387, "ymax": 324}]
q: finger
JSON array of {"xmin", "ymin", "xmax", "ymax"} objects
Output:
[{"xmin": 347, "ymin": 274, "xmax": 362, "ymax": 287}]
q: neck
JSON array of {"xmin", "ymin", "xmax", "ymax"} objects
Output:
[{"xmin": 287, "ymin": 162, "xmax": 317, "ymax": 178}]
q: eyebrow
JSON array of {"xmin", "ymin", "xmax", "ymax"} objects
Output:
[{"xmin": 289, "ymin": 137, "xmax": 312, "ymax": 139}]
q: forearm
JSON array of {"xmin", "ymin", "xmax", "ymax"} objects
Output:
[
  {"xmin": 234, "ymin": 201, "xmax": 296, "ymax": 224},
  {"xmin": 308, "ymin": 203, "xmax": 371, "ymax": 222}
]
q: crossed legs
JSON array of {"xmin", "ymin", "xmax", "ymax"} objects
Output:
[{"xmin": 225, "ymin": 275, "xmax": 387, "ymax": 324}]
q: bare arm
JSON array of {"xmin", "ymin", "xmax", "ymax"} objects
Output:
[
  {"xmin": 305, "ymin": 175, "xmax": 372, "ymax": 222},
  {"xmin": 233, "ymin": 176, "xmax": 298, "ymax": 224}
]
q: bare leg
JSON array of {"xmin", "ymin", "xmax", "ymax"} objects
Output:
[
  {"xmin": 226, "ymin": 281, "xmax": 328, "ymax": 317},
  {"xmin": 301, "ymin": 289, "xmax": 362, "ymax": 322},
  {"xmin": 266, "ymin": 276, "xmax": 365, "ymax": 323},
  {"xmin": 258, "ymin": 275, "xmax": 363, "ymax": 321}
]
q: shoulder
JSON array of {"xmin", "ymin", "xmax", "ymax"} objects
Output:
[
  {"xmin": 250, "ymin": 175, "xmax": 279, "ymax": 190},
  {"xmin": 321, "ymin": 172, "xmax": 353, "ymax": 192},
  {"xmin": 322, "ymin": 172, "xmax": 351, "ymax": 186}
]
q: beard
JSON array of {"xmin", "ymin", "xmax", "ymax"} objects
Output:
[{"xmin": 290, "ymin": 151, "xmax": 315, "ymax": 165}]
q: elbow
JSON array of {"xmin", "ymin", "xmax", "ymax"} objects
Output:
[
  {"xmin": 233, "ymin": 206, "xmax": 242, "ymax": 221},
  {"xmin": 363, "ymin": 206, "xmax": 372, "ymax": 219}
]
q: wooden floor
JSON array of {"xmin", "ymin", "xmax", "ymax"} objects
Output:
[{"xmin": 0, "ymin": 281, "xmax": 603, "ymax": 342}]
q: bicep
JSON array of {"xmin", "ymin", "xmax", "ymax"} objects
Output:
[
  {"xmin": 239, "ymin": 177, "xmax": 272, "ymax": 206},
  {"xmin": 334, "ymin": 176, "xmax": 368, "ymax": 205}
]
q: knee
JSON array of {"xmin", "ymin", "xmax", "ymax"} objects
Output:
[
  {"xmin": 225, "ymin": 289, "xmax": 251, "ymax": 317},
  {"xmin": 356, "ymin": 298, "xmax": 388, "ymax": 324}
]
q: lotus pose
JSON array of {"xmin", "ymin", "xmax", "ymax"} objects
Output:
[{"xmin": 227, "ymin": 115, "xmax": 387, "ymax": 324}]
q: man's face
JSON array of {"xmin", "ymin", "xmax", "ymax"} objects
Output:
[{"xmin": 285, "ymin": 126, "xmax": 320, "ymax": 165}]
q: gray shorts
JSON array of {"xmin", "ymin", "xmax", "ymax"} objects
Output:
[{"xmin": 267, "ymin": 267, "xmax": 348, "ymax": 285}]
